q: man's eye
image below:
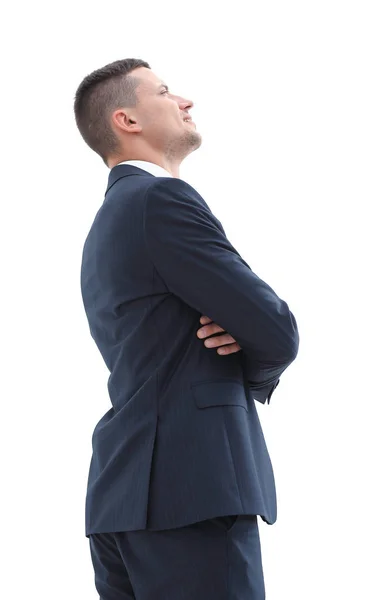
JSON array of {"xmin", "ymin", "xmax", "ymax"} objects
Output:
[{"xmin": 161, "ymin": 89, "xmax": 169, "ymax": 94}]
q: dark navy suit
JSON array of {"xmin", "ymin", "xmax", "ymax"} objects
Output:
[{"xmin": 81, "ymin": 161, "xmax": 299, "ymax": 598}]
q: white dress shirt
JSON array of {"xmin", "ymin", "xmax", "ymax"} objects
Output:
[{"xmin": 116, "ymin": 160, "xmax": 173, "ymax": 178}]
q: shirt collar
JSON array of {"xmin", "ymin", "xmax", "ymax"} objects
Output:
[{"xmin": 115, "ymin": 160, "xmax": 173, "ymax": 178}]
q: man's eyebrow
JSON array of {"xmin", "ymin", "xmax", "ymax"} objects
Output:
[{"xmin": 158, "ymin": 83, "xmax": 169, "ymax": 92}]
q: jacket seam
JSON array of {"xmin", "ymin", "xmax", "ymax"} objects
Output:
[
  {"xmin": 222, "ymin": 408, "xmax": 245, "ymax": 514},
  {"xmin": 142, "ymin": 179, "xmax": 170, "ymax": 281}
]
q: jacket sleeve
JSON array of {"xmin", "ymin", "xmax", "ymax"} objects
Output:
[{"xmin": 143, "ymin": 178, "xmax": 299, "ymax": 404}]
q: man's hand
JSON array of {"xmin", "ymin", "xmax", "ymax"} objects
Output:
[{"xmin": 197, "ymin": 315, "xmax": 242, "ymax": 355}]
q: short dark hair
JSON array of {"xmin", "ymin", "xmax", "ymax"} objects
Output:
[{"xmin": 73, "ymin": 58, "xmax": 150, "ymax": 166}]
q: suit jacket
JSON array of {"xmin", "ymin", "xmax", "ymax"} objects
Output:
[{"xmin": 80, "ymin": 163, "xmax": 299, "ymax": 537}]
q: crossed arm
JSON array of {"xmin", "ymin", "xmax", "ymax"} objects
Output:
[{"xmin": 144, "ymin": 178, "xmax": 299, "ymax": 404}]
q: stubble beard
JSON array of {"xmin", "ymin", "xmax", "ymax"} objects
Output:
[{"xmin": 165, "ymin": 129, "xmax": 202, "ymax": 162}]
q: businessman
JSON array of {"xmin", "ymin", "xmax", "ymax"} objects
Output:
[{"xmin": 74, "ymin": 58, "xmax": 299, "ymax": 599}]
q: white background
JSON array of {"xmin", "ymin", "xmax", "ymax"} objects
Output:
[{"xmin": 1, "ymin": 1, "xmax": 365, "ymax": 598}]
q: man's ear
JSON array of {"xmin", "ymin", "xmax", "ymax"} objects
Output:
[{"xmin": 111, "ymin": 110, "xmax": 142, "ymax": 133}]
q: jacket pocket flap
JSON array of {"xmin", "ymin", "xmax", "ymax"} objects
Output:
[{"xmin": 191, "ymin": 379, "xmax": 248, "ymax": 411}]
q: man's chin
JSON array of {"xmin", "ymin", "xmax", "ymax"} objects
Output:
[{"xmin": 187, "ymin": 131, "xmax": 202, "ymax": 151}]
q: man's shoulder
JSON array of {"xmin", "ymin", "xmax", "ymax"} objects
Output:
[{"xmin": 146, "ymin": 176, "xmax": 210, "ymax": 211}]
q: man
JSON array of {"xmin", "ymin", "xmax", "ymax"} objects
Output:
[{"xmin": 74, "ymin": 58, "xmax": 299, "ymax": 599}]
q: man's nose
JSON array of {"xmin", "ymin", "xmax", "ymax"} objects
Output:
[{"xmin": 178, "ymin": 97, "xmax": 194, "ymax": 110}]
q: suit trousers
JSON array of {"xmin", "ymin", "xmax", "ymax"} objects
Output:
[{"xmin": 88, "ymin": 514, "xmax": 266, "ymax": 599}]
